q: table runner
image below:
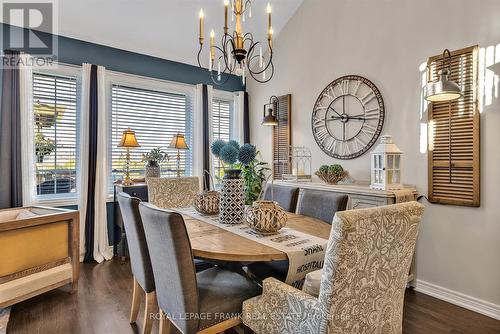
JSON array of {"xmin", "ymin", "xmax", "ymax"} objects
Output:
[{"xmin": 175, "ymin": 207, "xmax": 328, "ymax": 289}]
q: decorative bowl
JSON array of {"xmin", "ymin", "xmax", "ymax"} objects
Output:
[
  {"xmin": 315, "ymin": 170, "xmax": 348, "ymax": 185},
  {"xmin": 245, "ymin": 200, "xmax": 287, "ymax": 234},
  {"xmin": 194, "ymin": 191, "xmax": 220, "ymax": 215}
]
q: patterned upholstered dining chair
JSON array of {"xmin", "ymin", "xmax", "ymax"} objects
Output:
[
  {"xmin": 118, "ymin": 193, "xmax": 156, "ymax": 334},
  {"xmin": 242, "ymin": 202, "xmax": 425, "ymax": 334},
  {"xmin": 146, "ymin": 176, "xmax": 199, "ymax": 208},
  {"xmin": 246, "ymin": 189, "xmax": 349, "ymax": 283},
  {"xmin": 139, "ymin": 202, "xmax": 261, "ymax": 334}
]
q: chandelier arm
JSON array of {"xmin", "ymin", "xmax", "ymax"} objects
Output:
[
  {"xmin": 247, "ymin": 59, "xmax": 274, "ymax": 83},
  {"xmin": 197, "ymin": 43, "xmax": 204, "ymax": 68},
  {"xmin": 246, "ymin": 41, "xmax": 273, "ymax": 75},
  {"xmin": 222, "ymin": 35, "xmax": 236, "ymax": 73}
]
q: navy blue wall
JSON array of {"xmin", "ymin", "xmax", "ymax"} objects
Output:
[{"xmin": 0, "ymin": 23, "xmax": 244, "ymax": 92}]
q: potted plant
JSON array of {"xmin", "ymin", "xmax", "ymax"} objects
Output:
[
  {"xmin": 142, "ymin": 147, "xmax": 169, "ymax": 177},
  {"xmin": 35, "ymin": 132, "xmax": 55, "ymax": 163}
]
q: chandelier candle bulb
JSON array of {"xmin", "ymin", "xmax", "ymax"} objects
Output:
[
  {"xmin": 210, "ymin": 29, "xmax": 215, "ymax": 60},
  {"xmin": 224, "ymin": 0, "xmax": 229, "ymax": 33},
  {"xmin": 199, "ymin": 9, "xmax": 204, "ymax": 43},
  {"xmin": 267, "ymin": 3, "xmax": 272, "ymax": 33}
]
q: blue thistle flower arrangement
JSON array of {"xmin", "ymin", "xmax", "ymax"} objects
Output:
[
  {"xmin": 227, "ymin": 140, "xmax": 240, "ymax": 151},
  {"xmin": 211, "ymin": 140, "xmax": 270, "ymax": 205},
  {"xmin": 239, "ymin": 144, "xmax": 257, "ymax": 165},
  {"xmin": 211, "ymin": 139, "xmax": 226, "ymax": 157},
  {"xmin": 219, "ymin": 144, "xmax": 239, "ymax": 165}
]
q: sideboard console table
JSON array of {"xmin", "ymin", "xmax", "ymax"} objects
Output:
[
  {"xmin": 274, "ymin": 180, "xmax": 418, "ymax": 209},
  {"xmin": 274, "ymin": 180, "xmax": 418, "ymax": 284}
]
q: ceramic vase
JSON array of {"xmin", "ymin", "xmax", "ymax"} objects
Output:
[{"xmin": 219, "ymin": 169, "xmax": 245, "ymax": 224}]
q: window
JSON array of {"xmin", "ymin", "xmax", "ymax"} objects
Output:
[
  {"xmin": 110, "ymin": 83, "xmax": 193, "ymax": 183},
  {"xmin": 212, "ymin": 97, "xmax": 233, "ymax": 180},
  {"xmin": 33, "ymin": 72, "xmax": 78, "ymax": 199}
]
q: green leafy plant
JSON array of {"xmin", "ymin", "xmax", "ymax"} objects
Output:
[
  {"xmin": 240, "ymin": 156, "xmax": 270, "ymax": 205},
  {"xmin": 142, "ymin": 147, "xmax": 169, "ymax": 165},
  {"xmin": 35, "ymin": 132, "xmax": 55, "ymax": 163}
]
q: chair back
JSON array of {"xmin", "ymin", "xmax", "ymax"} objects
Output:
[
  {"xmin": 139, "ymin": 202, "xmax": 200, "ymax": 334},
  {"xmin": 318, "ymin": 202, "xmax": 424, "ymax": 333},
  {"xmin": 146, "ymin": 176, "xmax": 199, "ymax": 208},
  {"xmin": 296, "ymin": 189, "xmax": 348, "ymax": 224},
  {"xmin": 262, "ymin": 184, "xmax": 300, "ymax": 212},
  {"xmin": 117, "ymin": 192, "xmax": 154, "ymax": 293}
]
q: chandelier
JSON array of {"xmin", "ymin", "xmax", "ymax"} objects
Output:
[{"xmin": 197, "ymin": 0, "xmax": 274, "ymax": 85}]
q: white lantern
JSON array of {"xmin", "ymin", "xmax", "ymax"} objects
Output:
[{"xmin": 370, "ymin": 135, "xmax": 403, "ymax": 191}]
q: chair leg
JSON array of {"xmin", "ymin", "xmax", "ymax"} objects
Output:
[
  {"xmin": 130, "ymin": 277, "xmax": 141, "ymax": 324},
  {"xmin": 143, "ymin": 291, "xmax": 157, "ymax": 334},
  {"xmin": 159, "ymin": 309, "xmax": 172, "ymax": 334}
]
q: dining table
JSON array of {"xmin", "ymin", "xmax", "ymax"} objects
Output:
[{"xmin": 181, "ymin": 211, "xmax": 332, "ymax": 262}]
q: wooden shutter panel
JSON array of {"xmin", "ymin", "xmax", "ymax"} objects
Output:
[
  {"xmin": 427, "ymin": 45, "xmax": 480, "ymax": 207},
  {"xmin": 273, "ymin": 94, "xmax": 292, "ymax": 179}
]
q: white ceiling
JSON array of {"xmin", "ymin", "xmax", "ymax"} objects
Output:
[{"xmin": 3, "ymin": 0, "xmax": 303, "ymax": 66}]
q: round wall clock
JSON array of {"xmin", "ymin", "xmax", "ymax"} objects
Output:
[{"xmin": 311, "ymin": 75, "xmax": 385, "ymax": 160}]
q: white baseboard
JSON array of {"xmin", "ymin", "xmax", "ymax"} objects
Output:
[{"xmin": 414, "ymin": 279, "xmax": 500, "ymax": 321}]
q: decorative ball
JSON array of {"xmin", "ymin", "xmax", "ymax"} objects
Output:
[
  {"xmin": 239, "ymin": 144, "xmax": 257, "ymax": 165},
  {"xmin": 319, "ymin": 165, "xmax": 329, "ymax": 173},
  {"xmin": 227, "ymin": 140, "xmax": 240, "ymax": 151},
  {"xmin": 328, "ymin": 164, "xmax": 343, "ymax": 175},
  {"xmin": 211, "ymin": 140, "xmax": 226, "ymax": 157},
  {"xmin": 219, "ymin": 144, "xmax": 239, "ymax": 165}
]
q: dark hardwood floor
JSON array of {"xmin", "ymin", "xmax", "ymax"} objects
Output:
[{"xmin": 7, "ymin": 259, "xmax": 500, "ymax": 334}]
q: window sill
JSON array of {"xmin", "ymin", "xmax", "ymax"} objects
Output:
[{"xmin": 32, "ymin": 197, "xmax": 79, "ymax": 208}]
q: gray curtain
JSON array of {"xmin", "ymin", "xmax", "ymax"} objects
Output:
[{"xmin": 0, "ymin": 50, "xmax": 23, "ymax": 209}]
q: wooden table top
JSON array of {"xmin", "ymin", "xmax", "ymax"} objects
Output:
[{"xmin": 183, "ymin": 212, "xmax": 332, "ymax": 262}]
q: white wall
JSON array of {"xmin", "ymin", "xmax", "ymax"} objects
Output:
[{"xmin": 248, "ymin": 0, "xmax": 500, "ymax": 316}]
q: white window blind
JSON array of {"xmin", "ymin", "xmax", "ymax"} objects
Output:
[
  {"xmin": 110, "ymin": 84, "xmax": 193, "ymax": 182},
  {"xmin": 33, "ymin": 72, "xmax": 78, "ymax": 199},
  {"xmin": 212, "ymin": 98, "xmax": 233, "ymax": 180}
]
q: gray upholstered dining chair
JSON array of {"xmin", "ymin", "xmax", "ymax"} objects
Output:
[
  {"xmin": 117, "ymin": 192, "xmax": 156, "ymax": 334},
  {"xmin": 146, "ymin": 176, "xmax": 200, "ymax": 209},
  {"xmin": 246, "ymin": 189, "xmax": 349, "ymax": 283},
  {"xmin": 296, "ymin": 189, "xmax": 349, "ymax": 224},
  {"xmin": 145, "ymin": 176, "xmax": 214, "ymax": 272},
  {"xmin": 262, "ymin": 184, "xmax": 300, "ymax": 212},
  {"xmin": 242, "ymin": 202, "xmax": 425, "ymax": 334},
  {"xmin": 138, "ymin": 202, "xmax": 261, "ymax": 334}
]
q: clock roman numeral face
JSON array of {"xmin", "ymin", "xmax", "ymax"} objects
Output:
[{"xmin": 312, "ymin": 75, "xmax": 385, "ymax": 160}]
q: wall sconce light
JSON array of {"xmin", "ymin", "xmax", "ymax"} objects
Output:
[
  {"xmin": 424, "ymin": 49, "xmax": 463, "ymax": 102},
  {"xmin": 262, "ymin": 95, "xmax": 279, "ymax": 126}
]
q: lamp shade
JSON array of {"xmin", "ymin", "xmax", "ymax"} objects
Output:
[
  {"xmin": 118, "ymin": 128, "xmax": 140, "ymax": 148},
  {"xmin": 424, "ymin": 69, "xmax": 463, "ymax": 102},
  {"xmin": 262, "ymin": 108, "xmax": 279, "ymax": 126},
  {"xmin": 169, "ymin": 133, "xmax": 189, "ymax": 150},
  {"xmin": 262, "ymin": 96, "xmax": 279, "ymax": 126}
]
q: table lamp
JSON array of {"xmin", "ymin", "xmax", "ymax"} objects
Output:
[
  {"xmin": 117, "ymin": 128, "xmax": 140, "ymax": 185},
  {"xmin": 169, "ymin": 133, "xmax": 189, "ymax": 177}
]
